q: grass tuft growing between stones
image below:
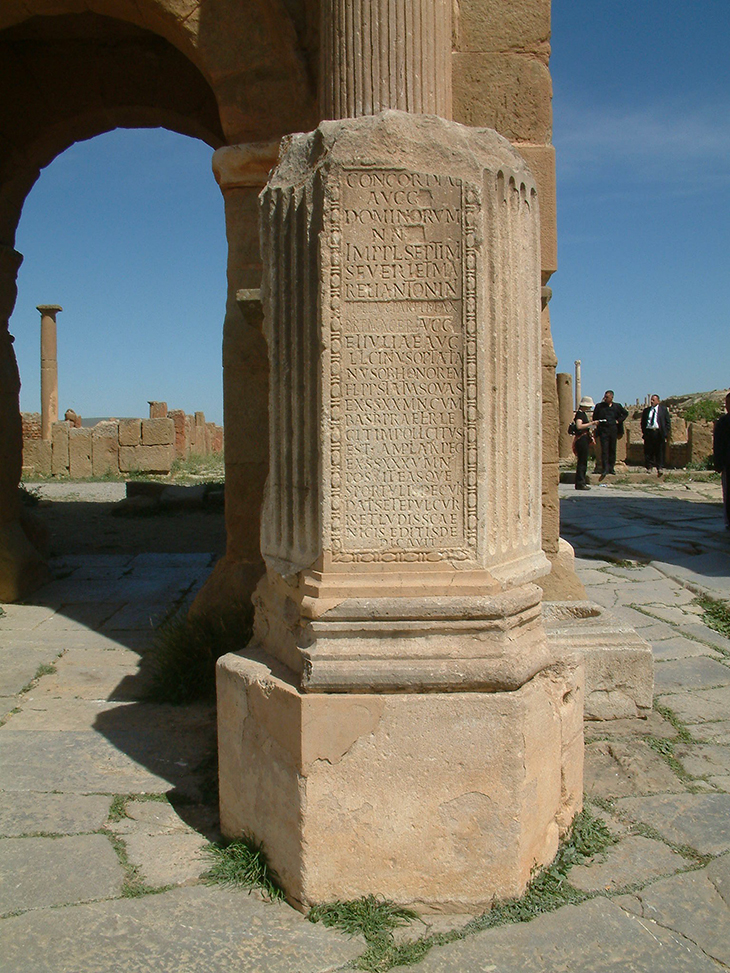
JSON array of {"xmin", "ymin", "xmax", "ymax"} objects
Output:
[
  {"xmin": 203, "ymin": 834, "xmax": 284, "ymax": 901},
  {"xmin": 695, "ymin": 595, "xmax": 730, "ymax": 640},
  {"xmin": 308, "ymin": 809, "xmax": 616, "ymax": 972},
  {"xmin": 145, "ymin": 606, "xmax": 253, "ymax": 705}
]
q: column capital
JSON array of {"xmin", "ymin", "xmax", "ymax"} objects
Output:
[
  {"xmin": 37, "ymin": 305, "xmax": 63, "ymax": 315},
  {"xmin": 212, "ymin": 142, "xmax": 280, "ymax": 192}
]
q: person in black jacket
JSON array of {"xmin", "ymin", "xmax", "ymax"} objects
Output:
[
  {"xmin": 641, "ymin": 394, "xmax": 672, "ymax": 476},
  {"xmin": 714, "ymin": 391, "xmax": 730, "ymax": 530},
  {"xmin": 592, "ymin": 390, "xmax": 629, "ymax": 480}
]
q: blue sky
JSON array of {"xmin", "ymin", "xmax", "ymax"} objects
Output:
[{"xmin": 11, "ymin": 0, "xmax": 730, "ymax": 425}]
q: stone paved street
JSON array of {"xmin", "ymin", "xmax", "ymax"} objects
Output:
[{"xmin": 1, "ymin": 479, "xmax": 729, "ymax": 971}]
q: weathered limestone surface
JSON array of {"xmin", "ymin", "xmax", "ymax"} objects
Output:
[
  {"xmin": 38, "ymin": 304, "xmax": 61, "ymax": 441},
  {"xmin": 142, "ymin": 417, "xmax": 175, "ymax": 447},
  {"xmin": 68, "ymin": 426, "xmax": 92, "ymax": 479},
  {"xmin": 51, "ymin": 420, "xmax": 70, "ymax": 474},
  {"xmin": 218, "ymin": 108, "xmax": 583, "ymax": 909},
  {"xmin": 118, "ymin": 418, "xmax": 141, "ymax": 447},
  {"xmin": 218, "ymin": 650, "xmax": 583, "ymax": 910},
  {"xmin": 119, "ymin": 444, "xmax": 175, "ymax": 474},
  {"xmin": 91, "ymin": 422, "xmax": 119, "ymax": 476},
  {"xmin": 557, "ymin": 372, "xmax": 573, "ymax": 459}
]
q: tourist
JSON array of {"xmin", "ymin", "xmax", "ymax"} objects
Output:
[
  {"xmin": 592, "ymin": 390, "xmax": 629, "ymax": 480},
  {"xmin": 641, "ymin": 394, "xmax": 671, "ymax": 476},
  {"xmin": 713, "ymin": 390, "xmax": 730, "ymax": 530},
  {"xmin": 572, "ymin": 396, "xmax": 599, "ymax": 490}
]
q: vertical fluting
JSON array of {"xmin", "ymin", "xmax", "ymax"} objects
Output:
[{"xmin": 320, "ymin": 0, "xmax": 452, "ymax": 120}]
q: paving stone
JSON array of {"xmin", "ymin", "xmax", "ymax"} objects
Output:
[
  {"xmin": 615, "ymin": 794, "xmax": 730, "ymax": 855},
  {"xmin": 614, "ymin": 581, "xmax": 696, "ymax": 607},
  {"xmin": 709, "ymin": 777, "xmax": 730, "ymax": 792},
  {"xmin": 603, "ymin": 565, "xmax": 666, "ymax": 581},
  {"xmin": 30, "ymin": 646, "xmax": 153, "ymax": 701},
  {"xmin": 6, "ymin": 697, "xmax": 215, "ymax": 734},
  {"xmin": 123, "ymin": 832, "xmax": 210, "ymax": 887},
  {"xmin": 34, "ymin": 602, "xmax": 127, "ymax": 632},
  {"xmin": 677, "ymin": 623, "xmax": 730, "ymax": 655},
  {"xmin": 0, "ymin": 793, "xmax": 111, "ymax": 837},
  {"xmin": 0, "ymin": 731, "xmax": 206, "ymax": 798},
  {"xmin": 657, "ymin": 686, "xmax": 730, "ymax": 724},
  {"xmin": 583, "ymin": 711, "xmax": 675, "ymax": 743},
  {"xmin": 108, "ymin": 799, "xmax": 207, "ymax": 836},
  {"xmin": 568, "ymin": 835, "xmax": 688, "ymax": 893},
  {"xmin": 651, "ymin": 636, "xmax": 720, "ymax": 660},
  {"xmin": 706, "ymin": 854, "xmax": 730, "ymax": 907},
  {"xmin": 0, "ymin": 885, "xmax": 363, "ymax": 973},
  {"xmin": 674, "ymin": 743, "xmax": 730, "ymax": 778},
  {"xmin": 0, "ymin": 605, "xmax": 57, "ymax": 631},
  {"xmin": 0, "ymin": 647, "xmax": 62, "ymax": 695},
  {"xmin": 627, "ymin": 868, "xmax": 730, "ymax": 968},
  {"xmin": 0, "ymin": 834, "xmax": 123, "ymax": 915},
  {"xmin": 582, "ymin": 586, "xmax": 620, "ymax": 609},
  {"xmin": 641, "ymin": 605, "xmax": 701, "ymax": 626},
  {"xmin": 584, "ymin": 740, "xmax": 686, "ymax": 800},
  {"xmin": 415, "ymin": 896, "xmax": 722, "ymax": 972},
  {"xmin": 653, "ymin": 657, "xmax": 730, "ymax": 693}
]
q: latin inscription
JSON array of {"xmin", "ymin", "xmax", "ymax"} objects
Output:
[{"xmin": 332, "ymin": 169, "xmax": 469, "ymax": 555}]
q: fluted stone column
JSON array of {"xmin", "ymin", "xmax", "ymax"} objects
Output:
[
  {"xmin": 38, "ymin": 304, "xmax": 62, "ymax": 442},
  {"xmin": 320, "ymin": 0, "xmax": 452, "ymax": 120},
  {"xmin": 217, "ymin": 0, "xmax": 582, "ymax": 912},
  {"xmin": 575, "ymin": 359, "xmax": 582, "ymax": 411}
]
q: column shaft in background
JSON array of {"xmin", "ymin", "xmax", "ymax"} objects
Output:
[{"xmin": 38, "ymin": 304, "xmax": 62, "ymax": 441}]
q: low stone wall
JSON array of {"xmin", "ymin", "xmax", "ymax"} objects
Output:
[
  {"xmin": 21, "ymin": 404, "xmax": 223, "ymax": 478},
  {"xmin": 623, "ymin": 419, "xmax": 714, "ymax": 468}
]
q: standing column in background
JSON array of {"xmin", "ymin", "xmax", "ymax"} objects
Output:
[
  {"xmin": 557, "ymin": 372, "xmax": 574, "ymax": 459},
  {"xmin": 38, "ymin": 305, "xmax": 62, "ymax": 442},
  {"xmin": 574, "ymin": 359, "xmax": 582, "ymax": 411}
]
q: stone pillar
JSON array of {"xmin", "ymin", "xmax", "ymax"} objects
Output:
[
  {"xmin": 320, "ymin": 0, "xmax": 452, "ymax": 120},
  {"xmin": 218, "ymin": 110, "xmax": 583, "ymax": 911},
  {"xmin": 189, "ymin": 143, "xmax": 280, "ymax": 619},
  {"xmin": 38, "ymin": 304, "xmax": 62, "ymax": 442},
  {"xmin": 0, "ymin": 249, "xmax": 49, "ymax": 601},
  {"xmin": 574, "ymin": 359, "xmax": 581, "ymax": 411},
  {"xmin": 557, "ymin": 372, "xmax": 574, "ymax": 459}
]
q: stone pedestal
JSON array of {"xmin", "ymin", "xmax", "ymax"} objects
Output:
[
  {"xmin": 217, "ymin": 111, "xmax": 583, "ymax": 909},
  {"xmin": 218, "ymin": 651, "xmax": 583, "ymax": 911}
]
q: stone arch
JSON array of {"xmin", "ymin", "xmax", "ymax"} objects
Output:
[{"xmin": 0, "ymin": 1, "xmax": 317, "ymax": 602}]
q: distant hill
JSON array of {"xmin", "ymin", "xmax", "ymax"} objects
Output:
[{"xmin": 662, "ymin": 389, "xmax": 728, "ymax": 411}]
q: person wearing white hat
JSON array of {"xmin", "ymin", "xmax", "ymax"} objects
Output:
[{"xmin": 572, "ymin": 396, "xmax": 599, "ymax": 490}]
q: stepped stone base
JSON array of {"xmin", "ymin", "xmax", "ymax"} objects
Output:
[
  {"xmin": 544, "ymin": 601, "xmax": 654, "ymax": 720},
  {"xmin": 216, "ymin": 650, "xmax": 583, "ymax": 912}
]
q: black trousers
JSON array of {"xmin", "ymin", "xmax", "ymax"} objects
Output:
[
  {"xmin": 597, "ymin": 428, "xmax": 618, "ymax": 474},
  {"xmin": 723, "ymin": 469, "xmax": 730, "ymax": 528},
  {"xmin": 574, "ymin": 435, "xmax": 590, "ymax": 487},
  {"xmin": 643, "ymin": 430, "xmax": 665, "ymax": 470}
]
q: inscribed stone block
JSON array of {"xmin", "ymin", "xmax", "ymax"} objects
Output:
[
  {"xmin": 118, "ymin": 418, "xmax": 141, "ymax": 446},
  {"xmin": 142, "ymin": 418, "xmax": 175, "ymax": 447},
  {"xmin": 92, "ymin": 422, "xmax": 120, "ymax": 476},
  {"xmin": 51, "ymin": 420, "xmax": 70, "ymax": 474},
  {"xmin": 68, "ymin": 427, "xmax": 92, "ymax": 478}
]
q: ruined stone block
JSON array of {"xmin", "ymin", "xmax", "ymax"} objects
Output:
[
  {"xmin": 148, "ymin": 401, "xmax": 167, "ymax": 419},
  {"xmin": 141, "ymin": 418, "xmax": 174, "ymax": 447},
  {"xmin": 167, "ymin": 409, "xmax": 187, "ymax": 458},
  {"xmin": 516, "ymin": 144, "xmax": 557, "ymax": 277},
  {"xmin": 455, "ymin": 0, "xmax": 551, "ymax": 53},
  {"xmin": 22, "ymin": 439, "xmax": 51, "ymax": 476},
  {"xmin": 689, "ymin": 422, "xmax": 713, "ymax": 464},
  {"xmin": 452, "ymin": 52, "xmax": 552, "ymax": 142},
  {"xmin": 51, "ymin": 421, "xmax": 70, "ymax": 475},
  {"xmin": 119, "ymin": 444, "xmax": 175, "ymax": 474},
  {"xmin": 194, "ymin": 411, "xmax": 205, "ymax": 427},
  {"xmin": 69, "ymin": 427, "xmax": 92, "ymax": 478},
  {"xmin": 92, "ymin": 422, "xmax": 120, "ymax": 476},
  {"xmin": 118, "ymin": 419, "xmax": 141, "ymax": 447}
]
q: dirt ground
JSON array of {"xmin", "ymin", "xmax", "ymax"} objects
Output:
[{"xmin": 23, "ymin": 481, "xmax": 227, "ymax": 558}]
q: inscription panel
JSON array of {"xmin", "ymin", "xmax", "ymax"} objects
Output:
[{"xmin": 329, "ymin": 169, "xmax": 478, "ymax": 561}]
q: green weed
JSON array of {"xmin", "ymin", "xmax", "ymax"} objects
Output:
[
  {"xmin": 203, "ymin": 834, "xmax": 284, "ymax": 901},
  {"xmin": 694, "ymin": 595, "xmax": 730, "ymax": 640},
  {"xmin": 146, "ymin": 606, "xmax": 253, "ymax": 705},
  {"xmin": 308, "ymin": 809, "xmax": 615, "ymax": 972}
]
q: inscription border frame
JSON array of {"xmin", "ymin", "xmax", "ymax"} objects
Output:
[{"xmin": 328, "ymin": 168, "xmax": 479, "ymax": 564}]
